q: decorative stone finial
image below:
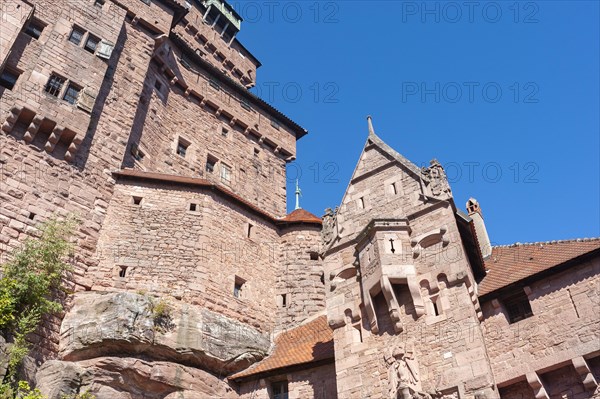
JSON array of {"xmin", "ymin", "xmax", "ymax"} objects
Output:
[{"xmin": 367, "ymin": 115, "xmax": 375, "ymax": 136}]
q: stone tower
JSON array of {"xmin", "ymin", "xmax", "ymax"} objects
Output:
[{"xmin": 323, "ymin": 117, "xmax": 498, "ymax": 399}]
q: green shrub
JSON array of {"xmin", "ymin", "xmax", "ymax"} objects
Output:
[
  {"xmin": 0, "ymin": 216, "xmax": 77, "ymax": 383},
  {"xmin": 150, "ymin": 297, "xmax": 174, "ymax": 333}
]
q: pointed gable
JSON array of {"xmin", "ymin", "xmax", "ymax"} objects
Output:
[{"xmin": 331, "ymin": 117, "xmax": 427, "ymax": 246}]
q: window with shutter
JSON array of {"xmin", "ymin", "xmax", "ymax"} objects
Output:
[{"xmin": 96, "ymin": 40, "xmax": 115, "ymax": 60}]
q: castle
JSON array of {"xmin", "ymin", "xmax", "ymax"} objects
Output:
[{"xmin": 0, "ymin": 1, "xmax": 599, "ymax": 398}]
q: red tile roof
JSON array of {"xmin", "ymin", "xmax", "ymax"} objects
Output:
[
  {"xmin": 478, "ymin": 238, "xmax": 600, "ymax": 297},
  {"xmin": 229, "ymin": 315, "xmax": 333, "ymax": 380},
  {"xmin": 278, "ymin": 209, "xmax": 322, "ymax": 225}
]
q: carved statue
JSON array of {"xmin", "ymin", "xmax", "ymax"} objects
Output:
[
  {"xmin": 385, "ymin": 344, "xmax": 419, "ymax": 399},
  {"xmin": 421, "ymin": 159, "xmax": 451, "ymax": 197},
  {"xmin": 322, "ymin": 207, "xmax": 338, "ymax": 247}
]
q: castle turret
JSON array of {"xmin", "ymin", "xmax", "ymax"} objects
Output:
[{"xmin": 466, "ymin": 198, "xmax": 492, "ymax": 258}]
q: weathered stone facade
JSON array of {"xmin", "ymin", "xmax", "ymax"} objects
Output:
[{"xmin": 1, "ymin": 1, "xmax": 599, "ymax": 398}]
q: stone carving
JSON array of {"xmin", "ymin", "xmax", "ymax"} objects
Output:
[
  {"xmin": 421, "ymin": 159, "xmax": 451, "ymax": 197},
  {"xmin": 385, "ymin": 343, "xmax": 420, "ymax": 399},
  {"xmin": 410, "ymin": 226, "xmax": 450, "ymax": 258},
  {"xmin": 322, "ymin": 207, "xmax": 338, "ymax": 247}
]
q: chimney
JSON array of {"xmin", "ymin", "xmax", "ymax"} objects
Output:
[{"xmin": 466, "ymin": 198, "xmax": 492, "ymax": 258}]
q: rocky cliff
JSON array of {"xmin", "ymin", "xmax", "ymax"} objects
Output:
[{"xmin": 35, "ymin": 292, "xmax": 271, "ymax": 399}]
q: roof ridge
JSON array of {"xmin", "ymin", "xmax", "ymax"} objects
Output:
[{"xmin": 492, "ymin": 237, "xmax": 600, "ymax": 248}]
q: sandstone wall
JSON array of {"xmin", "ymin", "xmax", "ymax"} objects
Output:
[
  {"xmin": 238, "ymin": 363, "xmax": 338, "ymax": 399},
  {"xmin": 174, "ymin": 2, "xmax": 259, "ymax": 87},
  {"xmin": 122, "ymin": 48, "xmax": 291, "ymax": 216},
  {"xmin": 277, "ymin": 225, "xmax": 326, "ymax": 330},
  {"xmin": 89, "ymin": 178, "xmax": 283, "ymax": 332},
  {"xmin": 324, "ymin": 138, "xmax": 495, "ymax": 398},
  {"xmin": 481, "ymin": 256, "xmax": 600, "ymax": 390}
]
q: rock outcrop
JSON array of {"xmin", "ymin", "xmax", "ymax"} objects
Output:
[
  {"xmin": 36, "ymin": 291, "xmax": 271, "ymax": 398},
  {"xmin": 36, "ymin": 357, "xmax": 238, "ymax": 399}
]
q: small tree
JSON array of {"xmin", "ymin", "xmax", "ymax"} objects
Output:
[{"xmin": 0, "ymin": 216, "xmax": 77, "ymax": 383}]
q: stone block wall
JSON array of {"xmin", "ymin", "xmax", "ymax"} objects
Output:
[
  {"xmin": 238, "ymin": 363, "xmax": 338, "ymax": 399},
  {"xmin": 481, "ymin": 256, "xmax": 600, "ymax": 388},
  {"xmin": 0, "ymin": 0, "xmax": 33, "ymax": 67},
  {"xmin": 174, "ymin": 2, "xmax": 259, "ymax": 87},
  {"xmin": 122, "ymin": 44, "xmax": 292, "ymax": 216},
  {"xmin": 277, "ymin": 225, "xmax": 326, "ymax": 330},
  {"xmin": 89, "ymin": 178, "xmax": 284, "ymax": 332},
  {"xmin": 324, "ymin": 135, "xmax": 496, "ymax": 398}
]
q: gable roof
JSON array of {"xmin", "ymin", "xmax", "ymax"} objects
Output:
[
  {"xmin": 365, "ymin": 117, "xmax": 422, "ymax": 178},
  {"xmin": 229, "ymin": 315, "xmax": 333, "ymax": 381},
  {"xmin": 478, "ymin": 238, "xmax": 600, "ymax": 298}
]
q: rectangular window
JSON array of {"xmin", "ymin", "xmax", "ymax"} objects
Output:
[
  {"xmin": 176, "ymin": 138, "xmax": 190, "ymax": 158},
  {"xmin": 0, "ymin": 68, "xmax": 20, "ymax": 90},
  {"xmin": 358, "ymin": 197, "xmax": 365, "ymax": 209},
  {"xmin": 44, "ymin": 74, "xmax": 65, "ymax": 97},
  {"xmin": 24, "ymin": 19, "xmax": 44, "ymax": 39},
  {"xmin": 220, "ymin": 163, "xmax": 231, "ymax": 183},
  {"xmin": 504, "ymin": 291, "xmax": 533, "ymax": 324},
  {"xmin": 221, "ymin": 127, "xmax": 229, "ymax": 137},
  {"xmin": 69, "ymin": 26, "xmax": 85, "ymax": 46},
  {"xmin": 84, "ymin": 34, "xmax": 100, "ymax": 54},
  {"xmin": 272, "ymin": 381, "xmax": 289, "ymax": 399},
  {"xmin": 132, "ymin": 196, "xmax": 143, "ymax": 205},
  {"xmin": 63, "ymin": 82, "xmax": 81, "ymax": 104},
  {"xmin": 233, "ymin": 276, "xmax": 245, "ymax": 298},
  {"xmin": 280, "ymin": 294, "xmax": 287, "ymax": 308},
  {"xmin": 94, "ymin": 0, "xmax": 105, "ymax": 6},
  {"xmin": 206, "ymin": 155, "xmax": 217, "ymax": 173}
]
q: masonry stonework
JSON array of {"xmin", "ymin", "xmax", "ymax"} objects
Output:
[{"xmin": 1, "ymin": 1, "xmax": 599, "ymax": 398}]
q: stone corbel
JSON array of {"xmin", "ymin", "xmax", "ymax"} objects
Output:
[
  {"xmin": 64, "ymin": 137, "xmax": 82, "ymax": 163},
  {"xmin": 410, "ymin": 226, "xmax": 449, "ymax": 258},
  {"xmin": 407, "ymin": 275, "xmax": 425, "ymax": 317},
  {"xmin": 381, "ymin": 275, "xmax": 403, "ymax": 333},
  {"xmin": 44, "ymin": 126, "xmax": 64, "ymax": 153},
  {"xmin": 24, "ymin": 115, "xmax": 44, "ymax": 143},
  {"xmin": 364, "ymin": 290, "xmax": 379, "ymax": 334},
  {"xmin": 2, "ymin": 106, "xmax": 23, "ymax": 134},
  {"xmin": 572, "ymin": 356, "xmax": 598, "ymax": 391},
  {"xmin": 526, "ymin": 372, "xmax": 550, "ymax": 399}
]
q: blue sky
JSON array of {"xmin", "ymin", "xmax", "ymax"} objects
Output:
[{"xmin": 234, "ymin": 1, "xmax": 599, "ymax": 245}]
